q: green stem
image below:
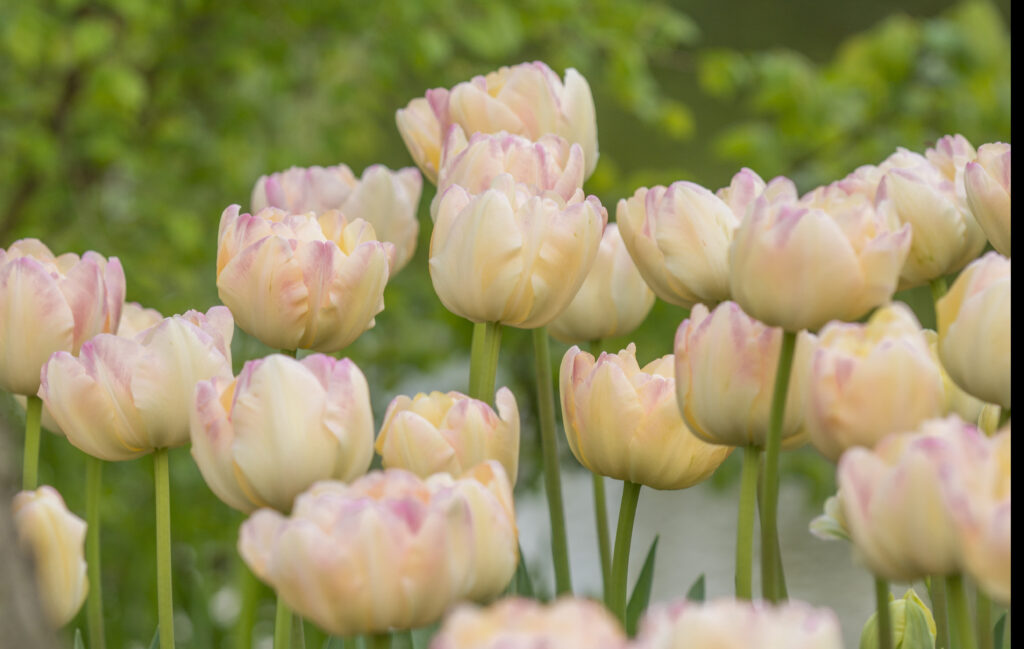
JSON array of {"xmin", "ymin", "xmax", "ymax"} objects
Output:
[
  {"xmin": 875, "ymin": 577, "xmax": 893, "ymax": 649},
  {"xmin": 735, "ymin": 446, "xmax": 759, "ymax": 600},
  {"xmin": 976, "ymin": 590, "xmax": 992, "ymax": 649},
  {"xmin": 22, "ymin": 395, "xmax": 42, "ymax": 490},
  {"xmin": 154, "ymin": 448, "xmax": 175, "ymax": 649},
  {"xmin": 468, "ymin": 321, "xmax": 485, "ymax": 395},
  {"xmin": 292, "ymin": 616, "xmax": 306, "ymax": 649},
  {"xmin": 274, "ymin": 595, "xmax": 292, "ymax": 649},
  {"xmin": 468, "ymin": 322, "xmax": 502, "ymax": 401},
  {"xmin": 343, "ymin": 637, "xmax": 360, "ymax": 649},
  {"xmin": 606, "ymin": 481, "xmax": 641, "ymax": 625},
  {"xmin": 947, "ymin": 575, "xmax": 978, "ymax": 649},
  {"xmin": 86, "ymin": 455, "xmax": 106, "ymax": 649},
  {"xmin": 280, "ymin": 349, "xmax": 298, "ymax": 358},
  {"xmin": 760, "ymin": 330, "xmax": 796, "ymax": 603},
  {"xmin": 532, "ymin": 326, "xmax": 572, "ymax": 595},
  {"xmin": 592, "ymin": 473, "xmax": 612, "ymax": 598},
  {"xmin": 997, "ymin": 408, "xmax": 1010, "ymax": 428},
  {"xmin": 930, "ymin": 576, "xmax": 951, "ymax": 649},
  {"xmin": 368, "ymin": 633, "xmax": 390, "ymax": 649},
  {"xmin": 234, "ymin": 561, "xmax": 259, "ymax": 649},
  {"xmin": 930, "ymin": 276, "xmax": 949, "ymax": 304}
]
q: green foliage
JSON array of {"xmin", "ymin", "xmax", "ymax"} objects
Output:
[{"xmin": 625, "ymin": 535, "xmax": 659, "ymax": 636}]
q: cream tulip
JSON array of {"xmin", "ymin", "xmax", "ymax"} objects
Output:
[
  {"xmin": 191, "ymin": 354, "xmax": 374, "ymax": 513},
  {"xmin": 238, "ymin": 461, "xmax": 518, "ymax": 635},
  {"xmin": 958, "ymin": 428, "xmax": 1010, "ymax": 603},
  {"xmin": 964, "ymin": 142, "xmax": 1011, "ymax": 256},
  {"xmin": 560, "ymin": 344, "xmax": 732, "ymax": 490},
  {"xmin": 376, "ymin": 387, "xmax": 519, "ymax": 485},
  {"xmin": 0, "ymin": 239, "xmax": 124, "ymax": 395},
  {"xmin": 925, "ymin": 133, "xmax": 977, "ymax": 185},
  {"xmin": 921, "ymin": 329, "xmax": 987, "ymax": 424}
]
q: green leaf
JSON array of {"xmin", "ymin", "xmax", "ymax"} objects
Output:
[
  {"xmin": 686, "ymin": 573, "xmax": 706, "ymax": 602},
  {"xmin": 994, "ymin": 612, "xmax": 1007, "ymax": 649},
  {"xmin": 901, "ymin": 592, "xmax": 936, "ymax": 649},
  {"xmin": 73, "ymin": 629, "xmax": 84, "ymax": 649},
  {"xmin": 148, "ymin": 627, "xmax": 159, "ymax": 649},
  {"xmin": 506, "ymin": 543, "xmax": 534, "ymax": 598},
  {"xmin": 625, "ymin": 535, "xmax": 659, "ymax": 636}
]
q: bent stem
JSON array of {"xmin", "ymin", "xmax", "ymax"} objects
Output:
[
  {"xmin": 606, "ymin": 481, "xmax": 641, "ymax": 625},
  {"xmin": 274, "ymin": 595, "xmax": 292, "ymax": 649},
  {"xmin": 532, "ymin": 326, "xmax": 572, "ymax": 595},
  {"xmin": 23, "ymin": 395, "xmax": 42, "ymax": 490},
  {"xmin": 468, "ymin": 322, "xmax": 502, "ymax": 401},
  {"xmin": 735, "ymin": 446, "xmax": 759, "ymax": 600},
  {"xmin": 947, "ymin": 574, "xmax": 978, "ymax": 649},
  {"xmin": 86, "ymin": 455, "xmax": 106, "ymax": 649},
  {"xmin": 154, "ymin": 448, "xmax": 175, "ymax": 649},
  {"xmin": 875, "ymin": 577, "xmax": 893, "ymax": 649}
]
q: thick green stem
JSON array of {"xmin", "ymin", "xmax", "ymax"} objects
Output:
[
  {"xmin": 875, "ymin": 577, "xmax": 893, "ymax": 649},
  {"xmin": 468, "ymin": 322, "xmax": 486, "ymax": 395},
  {"xmin": 86, "ymin": 455, "xmax": 106, "ymax": 649},
  {"xmin": 760, "ymin": 330, "xmax": 796, "ymax": 602},
  {"xmin": 735, "ymin": 446, "xmax": 759, "ymax": 600},
  {"xmin": 998, "ymin": 408, "xmax": 1010, "ymax": 428},
  {"xmin": 234, "ymin": 561, "xmax": 258, "ymax": 649},
  {"xmin": 947, "ymin": 575, "xmax": 978, "ymax": 649},
  {"xmin": 976, "ymin": 590, "xmax": 992, "ymax": 649},
  {"xmin": 532, "ymin": 326, "xmax": 572, "ymax": 595},
  {"xmin": 368, "ymin": 633, "xmax": 390, "ymax": 649},
  {"xmin": 22, "ymin": 395, "xmax": 42, "ymax": 490},
  {"xmin": 930, "ymin": 276, "xmax": 949, "ymax": 304},
  {"xmin": 930, "ymin": 577, "xmax": 951, "ymax": 649},
  {"xmin": 468, "ymin": 322, "xmax": 502, "ymax": 402},
  {"xmin": 274, "ymin": 595, "xmax": 292, "ymax": 649},
  {"xmin": 592, "ymin": 473, "xmax": 612, "ymax": 598},
  {"xmin": 606, "ymin": 481, "xmax": 641, "ymax": 625},
  {"xmin": 154, "ymin": 448, "xmax": 175, "ymax": 649}
]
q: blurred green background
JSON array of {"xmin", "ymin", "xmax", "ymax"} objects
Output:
[{"xmin": 0, "ymin": 0, "xmax": 1010, "ymax": 647}]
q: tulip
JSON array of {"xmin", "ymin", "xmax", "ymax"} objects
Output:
[
  {"xmin": 925, "ymin": 134, "xmax": 978, "ymax": 185},
  {"xmin": 238, "ymin": 461, "xmax": 518, "ymax": 636},
  {"xmin": 0, "ymin": 239, "xmax": 125, "ymax": 396},
  {"xmin": 964, "ymin": 142, "xmax": 1011, "ymax": 256},
  {"xmin": 396, "ymin": 61, "xmax": 598, "ymax": 182},
  {"xmin": 958, "ymin": 428, "xmax": 1010, "ymax": 604},
  {"xmin": 674, "ymin": 301, "xmax": 812, "ymax": 449},
  {"xmin": 430, "ymin": 597, "xmax": 628, "ymax": 649},
  {"xmin": 12, "ymin": 486, "xmax": 88, "ymax": 627},
  {"xmin": 809, "ymin": 490, "xmax": 850, "ymax": 542},
  {"xmin": 936, "ymin": 252, "xmax": 1011, "ymax": 408},
  {"xmin": 859, "ymin": 589, "xmax": 937, "ymax": 649},
  {"xmin": 632, "ymin": 598, "xmax": 844, "ymax": 649},
  {"xmin": 618, "ymin": 169, "xmax": 796, "ymax": 307},
  {"xmin": 430, "ymin": 175, "xmax": 605, "ymax": 329},
  {"xmin": 40, "ymin": 307, "xmax": 234, "ymax": 460},
  {"xmin": 251, "ymin": 164, "xmax": 423, "ymax": 272},
  {"xmin": 921, "ymin": 329, "xmax": 987, "ymax": 424},
  {"xmin": 191, "ymin": 353, "xmax": 374, "ymax": 513},
  {"xmin": 376, "ymin": 387, "xmax": 519, "ymax": 485},
  {"xmin": 216, "ymin": 205, "xmax": 393, "ymax": 352},
  {"xmin": 117, "ymin": 301, "xmax": 164, "ymax": 338},
  {"xmin": 549, "ymin": 224, "xmax": 655, "ymax": 344}
]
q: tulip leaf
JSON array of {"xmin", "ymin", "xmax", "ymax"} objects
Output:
[
  {"xmin": 510, "ymin": 543, "xmax": 534, "ymax": 598},
  {"xmin": 686, "ymin": 573, "xmax": 706, "ymax": 602},
  {"xmin": 73, "ymin": 629, "xmax": 84, "ymax": 649},
  {"xmin": 321, "ymin": 636, "xmax": 346, "ymax": 649},
  {"xmin": 148, "ymin": 628, "xmax": 160, "ymax": 649},
  {"xmin": 994, "ymin": 612, "xmax": 1007, "ymax": 649},
  {"xmin": 625, "ymin": 535, "xmax": 660, "ymax": 636},
  {"xmin": 901, "ymin": 593, "xmax": 936, "ymax": 649}
]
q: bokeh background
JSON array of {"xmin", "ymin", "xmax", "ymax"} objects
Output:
[{"xmin": 0, "ymin": 0, "xmax": 1010, "ymax": 647}]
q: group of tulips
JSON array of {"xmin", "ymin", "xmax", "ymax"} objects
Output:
[{"xmin": 2, "ymin": 60, "xmax": 1011, "ymax": 649}]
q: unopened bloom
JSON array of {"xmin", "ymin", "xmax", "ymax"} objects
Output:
[
  {"xmin": 376, "ymin": 387, "xmax": 519, "ymax": 484},
  {"xmin": 549, "ymin": 224, "xmax": 655, "ymax": 344},
  {"xmin": 217, "ymin": 205, "xmax": 393, "ymax": 352},
  {"xmin": 40, "ymin": 307, "xmax": 234, "ymax": 460},
  {"xmin": 560, "ymin": 344, "xmax": 732, "ymax": 489},
  {"xmin": 239, "ymin": 462, "xmax": 518, "ymax": 635},
  {"xmin": 936, "ymin": 252, "xmax": 1011, "ymax": 408},
  {"xmin": 964, "ymin": 142, "xmax": 1011, "ymax": 256},
  {"xmin": 430, "ymin": 175, "xmax": 605, "ymax": 329},
  {"xmin": 12, "ymin": 486, "xmax": 88, "ymax": 627},
  {"xmin": 430, "ymin": 597, "xmax": 628, "ymax": 649},
  {"xmin": 959, "ymin": 428, "xmax": 1011, "ymax": 603},
  {"xmin": 397, "ymin": 61, "xmax": 598, "ymax": 182},
  {"xmin": 859, "ymin": 589, "xmax": 937, "ymax": 649},
  {"xmin": 618, "ymin": 169, "xmax": 796, "ymax": 308},
  {"xmin": 809, "ymin": 491, "xmax": 850, "ymax": 542},
  {"xmin": 251, "ymin": 164, "xmax": 423, "ymax": 272},
  {"xmin": 804, "ymin": 303, "xmax": 945, "ymax": 462},
  {"xmin": 191, "ymin": 354, "xmax": 374, "ymax": 513},
  {"xmin": 674, "ymin": 302, "xmax": 811, "ymax": 449},
  {"xmin": 0, "ymin": 239, "xmax": 124, "ymax": 395}
]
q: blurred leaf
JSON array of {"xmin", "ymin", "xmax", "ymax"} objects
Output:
[
  {"xmin": 686, "ymin": 573, "xmax": 706, "ymax": 602},
  {"xmin": 73, "ymin": 629, "xmax": 84, "ymax": 649},
  {"xmin": 626, "ymin": 535, "xmax": 659, "ymax": 636},
  {"xmin": 148, "ymin": 628, "xmax": 159, "ymax": 649},
  {"xmin": 994, "ymin": 612, "xmax": 1006, "ymax": 649}
]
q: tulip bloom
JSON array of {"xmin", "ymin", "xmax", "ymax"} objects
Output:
[
  {"xmin": 40, "ymin": 307, "xmax": 234, "ymax": 460},
  {"xmin": 964, "ymin": 142, "xmax": 1011, "ymax": 256},
  {"xmin": 251, "ymin": 164, "xmax": 423, "ymax": 272},
  {"xmin": 12, "ymin": 486, "xmax": 88, "ymax": 627},
  {"xmin": 0, "ymin": 239, "xmax": 124, "ymax": 395},
  {"xmin": 239, "ymin": 462, "xmax": 518, "ymax": 636},
  {"xmin": 376, "ymin": 387, "xmax": 520, "ymax": 484},
  {"xmin": 430, "ymin": 597, "xmax": 628, "ymax": 649},
  {"xmin": 921, "ymin": 330, "xmax": 987, "ymax": 424},
  {"xmin": 430, "ymin": 175, "xmax": 605, "ymax": 329},
  {"xmin": 396, "ymin": 61, "xmax": 599, "ymax": 182},
  {"xmin": 117, "ymin": 301, "xmax": 164, "ymax": 338},
  {"xmin": 217, "ymin": 205, "xmax": 393, "ymax": 352},
  {"xmin": 560, "ymin": 344, "xmax": 731, "ymax": 490},
  {"xmin": 959, "ymin": 428, "xmax": 1011, "ymax": 603},
  {"xmin": 674, "ymin": 301, "xmax": 811, "ymax": 449},
  {"xmin": 936, "ymin": 252, "xmax": 1011, "ymax": 408},
  {"xmin": 191, "ymin": 354, "xmax": 374, "ymax": 513}
]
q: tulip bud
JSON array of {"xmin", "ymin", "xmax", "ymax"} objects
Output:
[
  {"xmin": 936, "ymin": 252, "xmax": 1011, "ymax": 408},
  {"xmin": 859, "ymin": 589, "xmax": 937, "ymax": 649},
  {"xmin": 12, "ymin": 486, "xmax": 88, "ymax": 627},
  {"xmin": 191, "ymin": 354, "xmax": 374, "ymax": 513},
  {"xmin": 376, "ymin": 387, "xmax": 519, "ymax": 485},
  {"xmin": 549, "ymin": 224, "xmax": 655, "ymax": 344},
  {"xmin": 964, "ymin": 142, "xmax": 1011, "ymax": 256},
  {"xmin": 560, "ymin": 343, "xmax": 732, "ymax": 489},
  {"xmin": 0, "ymin": 239, "xmax": 125, "ymax": 395},
  {"xmin": 809, "ymin": 491, "xmax": 850, "ymax": 542}
]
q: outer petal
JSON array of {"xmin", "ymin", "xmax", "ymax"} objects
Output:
[
  {"xmin": 303, "ymin": 355, "xmax": 374, "ymax": 482},
  {"xmin": 189, "ymin": 377, "xmax": 257, "ymax": 513}
]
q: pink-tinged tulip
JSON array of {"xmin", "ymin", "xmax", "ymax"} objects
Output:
[
  {"xmin": 964, "ymin": 142, "xmax": 1011, "ymax": 256},
  {"xmin": 959, "ymin": 428, "xmax": 1010, "ymax": 603},
  {"xmin": 0, "ymin": 239, "xmax": 125, "ymax": 395},
  {"xmin": 376, "ymin": 387, "xmax": 519, "ymax": 485},
  {"xmin": 396, "ymin": 61, "xmax": 598, "ymax": 182},
  {"xmin": 633, "ymin": 598, "xmax": 844, "ymax": 649},
  {"xmin": 191, "ymin": 354, "xmax": 373, "ymax": 513},
  {"xmin": 238, "ymin": 462, "xmax": 518, "ymax": 635},
  {"xmin": 729, "ymin": 190, "xmax": 910, "ymax": 332},
  {"xmin": 549, "ymin": 224, "xmax": 654, "ymax": 344},
  {"xmin": 430, "ymin": 175, "xmax": 605, "ymax": 328},
  {"xmin": 618, "ymin": 169, "xmax": 796, "ymax": 308},
  {"xmin": 925, "ymin": 134, "xmax": 978, "ymax": 184},
  {"xmin": 40, "ymin": 307, "xmax": 234, "ymax": 461},
  {"xmin": 674, "ymin": 302, "xmax": 811, "ymax": 449},
  {"xmin": 560, "ymin": 344, "xmax": 732, "ymax": 490},
  {"xmin": 804, "ymin": 303, "xmax": 945, "ymax": 462},
  {"xmin": 12, "ymin": 486, "xmax": 88, "ymax": 627},
  {"xmin": 251, "ymin": 164, "xmax": 423, "ymax": 272},
  {"xmin": 921, "ymin": 330, "xmax": 987, "ymax": 424},
  {"xmin": 936, "ymin": 252, "xmax": 1011, "ymax": 408},
  {"xmin": 430, "ymin": 597, "xmax": 628, "ymax": 649},
  {"xmin": 216, "ymin": 205, "xmax": 393, "ymax": 352}
]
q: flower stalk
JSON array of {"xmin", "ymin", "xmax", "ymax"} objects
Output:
[
  {"xmin": 946, "ymin": 574, "xmax": 978, "ymax": 649},
  {"xmin": 735, "ymin": 446, "xmax": 760, "ymax": 600},
  {"xmin": 468, "ymin": 321, "xmax": 502, "ymax": 401},
  {"xmin": 23, "ymin": 395, "xmax": 42, "ymax": 490},
  {"xmin": 154, "ymin": 448, "xmax": 175, "ymax": 649},
  {"xmin": 86, "ymin": 454, "xmax": 106, "ymax": 649},
  {"xmin": 606, "ymin": 480, "xmax": 641, "ymax": 625},
  {"xmin": 874, "ymin": 577, "xmax": 893, "ymax": 649}
]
